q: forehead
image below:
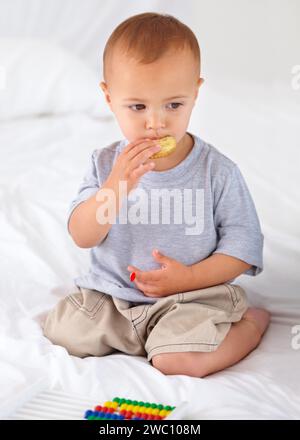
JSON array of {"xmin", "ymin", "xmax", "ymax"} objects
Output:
[{"xmin": 107, "ymin": 47, "xmax": 198, "ymax": 94}]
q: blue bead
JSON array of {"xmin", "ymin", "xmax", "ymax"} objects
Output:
[{"xmin": 84, "ymin": 410, "xmax": 93, "ymax": 419}]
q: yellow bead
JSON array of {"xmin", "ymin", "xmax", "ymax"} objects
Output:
[
  {"xmin": 104, "ymin": 401, "xmax": 111, "ymax": 408},
  {"xmin": 133, "ymin": 406, "xmax": 140, "ymax": 413},
  {"xmin": 111, "ymin": 402, "xmax": 118, "ymax": 409},
  {"xmin": 120, "ymin": 403, "xmax": 127, "ymax": 410},
  {"xmin": 140, "ymin": 406, "xmax": 146, "ymax": 413},
  {"xmin": 145, "ymin": 408, "xmax": 152, "ymax": 414},
  {"xmin": 127, "ymin": 405, "xmax": 134, "ymax": 411},
  {"xmin": 152, "ymin": 409, "xmax": 159, "ymax": 415},
  {"xmin": 159, "ymin": 409, "xmax": 167, "ymax": 417}
]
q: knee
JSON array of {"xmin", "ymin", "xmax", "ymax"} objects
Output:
[
  {"xmin": 43, "ymin": 298, "xmax": 85, "ymax": 357},
  {"xmin": 151, "ymin": 352, "xmax": 208, "ymax": 377},
  {"xmin": 151, "ymin": 353, "xmax": 170, "ymax": 373}
]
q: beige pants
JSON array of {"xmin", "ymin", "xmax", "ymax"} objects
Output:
[{"xmin": 43, "ymin": 283, "xmax": 248, "ymax": 362}]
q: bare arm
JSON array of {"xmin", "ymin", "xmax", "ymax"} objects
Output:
[
  {"xmin": 68, "ymin": 177, "xmax": 121, "ymax": 248},
  {"xmin": 187, "ymin": 253, "xmax": 252, "ymax": 291},
  {"xmin": 68, "ymin": 139, "xmax": 161, "ymax": 248}
]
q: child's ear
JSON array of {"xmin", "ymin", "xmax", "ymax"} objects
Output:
[
  {"xmin": 99, "ymin": 81, "xmax": 112, "ymax": 105},
  {"xmin": 194, "ymin": 77, "xmax": 205, "ymax": 101}
]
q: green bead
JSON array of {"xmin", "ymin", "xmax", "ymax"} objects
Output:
[
  {"xmin": 113, "ymin": 397, "xmax": 120, "ymax": 403},
  {"xmin": 139, "ymin": 401, "xmax": 144, "ymax": 406},
  {"xmin": 120, "ymin": 398, "xmax": 126, "ymax": 404},
  {"xmin": 126, "ymin": 399, "xmax": 131, "ymax": 404},
  {"xmin": 157, "ymin": 404, "xmax": 163, "ymax": 410},
  {"xmin": 165, "ymin": 405, "xmax": 172, "ymax": 411},
  {"xmin": 151, "ymin": 403, "xmax": 157, "ymax": 408},
  {"xmin": 133, "ymin": 400, "xmax": 138, "ymax": 406}
]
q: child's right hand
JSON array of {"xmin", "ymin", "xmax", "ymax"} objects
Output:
[{"xmin": 108, "ymin": 138, "xmax": 161, "ymax": 194}]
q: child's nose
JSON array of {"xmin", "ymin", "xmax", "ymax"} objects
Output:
[{"xmin": 146, "ymin": 112, "xmax": 166, "ymax": 131}]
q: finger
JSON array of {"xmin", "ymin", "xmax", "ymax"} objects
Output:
[
  {"xmin": 126, "ymin": 139, "xmax": 158, "ymax": 160},
  {"xmin": 128, "ymin": 266, "xmax": 162, "ymax": 283},
  {"xmin": 134, "ymin": 278, "xmax": 156, "ymax": 295},
  {"xmin": 131, "ymin": 162, "xmax": 155, "ymax": 179},
  {"xmin": 123, "ymin": 138, "xmax": 150, "ymax": 155},
  {"xmin": 138, "ymin": 270, "xmax": 162, "ymax": 284}
]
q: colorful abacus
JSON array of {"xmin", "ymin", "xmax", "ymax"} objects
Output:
[{"xmin": 84, "ymin": 397, "xmax": 176, "ymax": 420}]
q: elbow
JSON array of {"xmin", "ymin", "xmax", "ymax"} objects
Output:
[
  {"xmin": 69, "ymin": 232, "xmax": 105, "ymax": 249},
  {"xmin": 70, "ymin": 234, "xmax": 95, "ymax": 249}
]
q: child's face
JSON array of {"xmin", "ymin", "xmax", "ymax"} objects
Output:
[{"xmin": 100, "ymin": 47, "xmax": 203, "ymax": 144}]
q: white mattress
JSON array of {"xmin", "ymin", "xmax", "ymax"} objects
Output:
[{"xmin": 0, "ymin": 112, "xmax": 300, "ymax": 420}]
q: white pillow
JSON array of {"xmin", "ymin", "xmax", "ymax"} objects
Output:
[{"xmin": 0, "ymin": 37, "xmax": 111, "ymax": 120}]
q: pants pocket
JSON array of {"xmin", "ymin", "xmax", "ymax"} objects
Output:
[{"xmin": 67, "ymin": 288, "xmax": 108, "ymax": 319}]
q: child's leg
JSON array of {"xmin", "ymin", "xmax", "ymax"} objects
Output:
[{"xmin": 152, "ymin": 307, "xmax": 270, "ymax": 377}]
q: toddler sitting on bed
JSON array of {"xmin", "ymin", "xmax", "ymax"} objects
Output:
[{"xmin": 43, "ymin": 12, "xmax": 270, "ymax": 377}]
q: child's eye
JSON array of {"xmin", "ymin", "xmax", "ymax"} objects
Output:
[
  {"xmin": 166, "ymin": 102, "xmax": 183, "ymax": 110},
  {"xmin": 128, "ymin": 102, "xmax": 183, "ymax": 112}
]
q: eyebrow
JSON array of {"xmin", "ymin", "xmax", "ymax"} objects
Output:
[{"xmin": 123, "ymin": 95, "xmax": 188, "ymax": 102}]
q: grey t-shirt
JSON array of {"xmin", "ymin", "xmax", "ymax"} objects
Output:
[{"xmin": 67, "ymin": 132, "xmax": 264, "ymax": 304}]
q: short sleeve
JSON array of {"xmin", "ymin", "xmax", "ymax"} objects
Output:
[
  {"xmin": 212, "ymin": 164, "xmax": 264, "ymax": 276},
  {"xmin": 66, "ymin": 149, "xmax": 100, "ymax": 235}
]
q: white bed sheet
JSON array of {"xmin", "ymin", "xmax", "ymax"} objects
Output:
[{"xmin": 0, "ymin": 112, "xmax": 300, "ymax": 420}]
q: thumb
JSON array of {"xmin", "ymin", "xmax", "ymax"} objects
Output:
[{"xmin": 153, "ymin": 249, "xmax": 170, "ymax": 263}]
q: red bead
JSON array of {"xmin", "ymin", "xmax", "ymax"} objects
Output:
[
  {"xmin": 95, "ymin": 405, "xmax": 102, "ymax": 411},
  {"xmin": 108, "ymin": 408, "xmax": 114, "ymax": 413},
  {"xmin": 130, "ymin": 272, "xmax": 136, "ymax": 282}
]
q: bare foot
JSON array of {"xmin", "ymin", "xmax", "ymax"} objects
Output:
[{"xmin": 242, "ymin": 307, "xmax": 271, "ymax": 338}]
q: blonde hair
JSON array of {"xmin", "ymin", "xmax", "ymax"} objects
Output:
[{"xmin": 103, "ymin": 12, "xmax": 201, "ymax": 82}]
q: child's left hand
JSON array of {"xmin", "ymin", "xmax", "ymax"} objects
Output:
[{"xmin": 127, "ymin": 249, "xmax": 193, "ymax": 298}]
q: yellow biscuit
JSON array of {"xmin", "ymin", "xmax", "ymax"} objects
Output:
[{"xmin": 150, "ymin": 135, "xmax": 176, "ymax": 159}]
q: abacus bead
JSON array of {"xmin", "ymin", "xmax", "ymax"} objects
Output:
[{"xmin": 84, "ymin": 410, "xmax": 93, "ymax": 419}]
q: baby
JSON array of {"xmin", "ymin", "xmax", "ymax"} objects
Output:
[{"xmin": 43, "ymin": 12, "xmax": 270, "ymax": 377}]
